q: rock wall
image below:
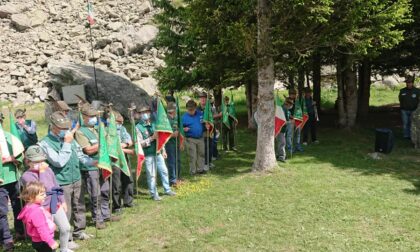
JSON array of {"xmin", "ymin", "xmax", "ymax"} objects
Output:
[{"xmin": 0, "ymin": 0, "xmax": 163, "ymax": 105}]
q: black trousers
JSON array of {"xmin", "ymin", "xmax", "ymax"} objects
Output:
[
  {"xmin": 303, "ymin": 116, "xmax": 317, "ymax": 143},
  {"xmin": 32, "ymin": 241, "xmax": 55, "ymax": 252},
  {"xmin": 1, "ymin": 182, "xmax": 24, "ymax": 235},
  {"xmin": 112, "ymin": 162, "xmax": 134, "ymax": 210}
]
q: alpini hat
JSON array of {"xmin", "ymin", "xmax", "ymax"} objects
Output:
[
  {"xmin": 25, "ymin": 145, "xmax": 47, "ymax": 162},
  {"xmin": 50, "ymin": 111, "xmax": 72, "ymax": 128}
]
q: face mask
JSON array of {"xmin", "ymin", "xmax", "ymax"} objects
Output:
[
  {"xmin": 30, "ymin": 162, "xmax": 46, "ymax": 171},
  {"xmin": 141, "ymin": 113, "xmax": 150, "ymax": 121},
  {"xmin": 58, "ymin": 130, "xmax": 68, "ymax": 138},
  {"xmin": 88, "ymin": 117, "xmax": 98, "ymax": 126},
  {"xmin": 117, "ymin": 124, "xmax": 122, "ymax": 130}
]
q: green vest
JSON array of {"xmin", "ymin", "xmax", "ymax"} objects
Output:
[
  {"xmin": 41, "ymin": 135, "xmax": 81, "ymax": 185},
  {"xmin": 78, "ymin": 126, "xmax": 99, "ymax": 171},
  {"xmin": 16, "ymin": 120, "xmax": 38, "ymax": 149},
  {"xmin": 0, "ymin": 132, "xmax": 18, "ymax": 185},
  {"xmin": 136, "ymin": 122, "xmax": 157, "ymax": 157}
]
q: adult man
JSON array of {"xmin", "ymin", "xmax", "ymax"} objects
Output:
[
  {"xmin": 182, "ymin": 100, "xmax": 206, "ymax": 175},
  {"xmin": 113, "ymin": 111, "xmax": 134, "ymax": 211},
  {"xmin": 0, "ymin": 125, "xmax": 24, "ymax": 246},
  {"xmin": 399, "ymin": 75, "xmax": 420, "ymax": 139},
  {"xmin": 39, "ymin": 111, "xmax": 95, "ymax": 240},
  {"xmin": 15, "ymin": 109, "xmax": 38, "ymax": 149},
  {"xmin": 222, "ymin": 96, "xmax": 237, "ymax": 152},
  {"xmin": 197, "ymin": 92, "xmax": 214, "ymax": 169},
  {"xmin": 135, "ymin": 106, "xmax": 176, "ymax": 201},
  {"xmin": 166, "ymin": 103, "xmax": 181, "ymax": 186},
  {"xmin": 74, "ymin": 105, "xmax": 108, "ymax": 229},
  {"xmin": 277, "ymin": 98, "xmax": 294, "ymax": 162},
  {"xmin": 286, "ymin": 89, "xmax": 304, "ymax": 153},
  {"xmin": 302, "ymin": 88, "xmax": 318, "ymax": 145}
]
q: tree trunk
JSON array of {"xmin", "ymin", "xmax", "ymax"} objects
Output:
[
  {"xmin": 253, "ymin": 0, "xmax": 277, "ymax": 171},
  {"xmin": 288, "ymin": 72, "xmax": 295, "ymax": 89},
  {"xmin": 246, "ymin": 81, "xmax": 258, "ymax": 129},
  {"xmin": 298, "ymin": 66, "xmax": 305, "ymax": 97},
  {"xmin": 357, "ymin": 59, "xmax": 371, "ymax": 121},
  {"xmin": 312, "ymin": 53, "xmax": 321, "ymax": 111},
  {"xmin": 337, "ymin": 54, "xmax": 358, "ymax": 129},
  {"xmin": 214, "ymin": 88, "xmax": 222, "ymax": 110}
]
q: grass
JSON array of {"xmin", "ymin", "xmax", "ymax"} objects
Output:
[{"xmin": 6, "ymin": 88, "xmax": 420, "ymax": 251}]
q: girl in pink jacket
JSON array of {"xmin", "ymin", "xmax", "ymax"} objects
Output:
[{"xmin": 18, "ymin": 181, "xmax": 59, "ymax": 252}]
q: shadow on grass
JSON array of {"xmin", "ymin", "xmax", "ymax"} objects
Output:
[{"xmin": 294, "ymin": 126, "xmax": 420, "ymax": 195}]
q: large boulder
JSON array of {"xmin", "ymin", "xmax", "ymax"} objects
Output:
[
  {"xmin": 133, "ymin": 77, "xmax": 158, "ymax": 96},
  {"xmin": 47, "ymin": 60, "xmax": 153, "ymax": 117},
  {"xmin": 116, "ymin": 25, "xmax": 158, "ymax": 55}
]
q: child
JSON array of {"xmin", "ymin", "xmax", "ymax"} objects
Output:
[
  {"xmin": 20, "ymin": 145, "xmax": 75, "ymax": 252},
  {"xmin": 18, "ymin": 181, "xmax": 59, "ymax": 252}
]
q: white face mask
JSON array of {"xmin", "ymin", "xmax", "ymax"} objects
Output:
[{"xmin": 30, "ymin": 162, "xmax": 46, "ymax": 171}]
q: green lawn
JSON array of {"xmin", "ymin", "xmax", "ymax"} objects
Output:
[{"xmin": 6, "ymin": 88, "xmax": 420, "ymax": 251}]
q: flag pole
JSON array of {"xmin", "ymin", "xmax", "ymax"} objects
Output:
[
  {"xmin": 231, "ymin": 90, "xmax": 237, "ymax": 150},
  {"xmin": 128, "ymin": 107, "xmax": 139, "ymax": 196},
  {"xmin": 175, "ymin": 94, "xmax": 179, "ymax": 181},
  {"xmin": 87, "ymin": 2, "xmax": 99, "ymax": 99},
  {"xmin": 206, "ymin": 91, "xmax": 210, "ymax": 171}
]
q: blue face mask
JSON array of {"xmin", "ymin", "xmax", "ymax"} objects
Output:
[
  {"xmin": 88, "ymin": 117, "xmax": 97, "ymax": 126},
  {"xmin": 58, "ymin": 130, "xmax": 68, "ymax": 138},
  {"xmin": 141, "ymin": 113, "xmax": 150, "ymax": 121}
]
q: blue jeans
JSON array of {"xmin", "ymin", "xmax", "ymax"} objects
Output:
[
  {"xmin": 145, "ymin": 155, "xmax": 172, "ymax": 197},
  {"xmin": 165, "ymin": 141, "xmax": 181, "ymax": 184},
  {"xmin": 286, "ymin": 122, "xmax": 302, "ymax": 151},
  {"xmin": 401, "ymin": 109, "xmax": 413, "ymax": 138}
]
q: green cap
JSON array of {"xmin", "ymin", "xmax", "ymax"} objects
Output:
[
  {"xmin": 25, "ymin": 145, "xmax": 47, "ymax": 162},
  {"xmin": 50, "ymin": 111, "xmax": 72, "ymax": 128}
]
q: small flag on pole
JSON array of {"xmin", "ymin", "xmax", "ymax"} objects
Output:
[
  {"xmin": 155, "ymin": 99, "xmax": 173, "ymax": 153},
  {"xmin": 293, "ymin": 99, "xmax": 304, "ymax": 130},
  {"xmin": 203, "ymin": 99, "xmax": 214, "ymax": 134},
  {"xmin": 133, "ymin": 126, "xmax": 145, "ymax": 180},
  {"xmin": 274, "ymin": 95, "xmax": 286, "ymax": 137},
  {"xmin": 98, "ymin": 122, "xmax": 112, "ymax": 180},
  {"xmin": 87, "ymin": 0, "xmax": 95, "ymax": 25}
]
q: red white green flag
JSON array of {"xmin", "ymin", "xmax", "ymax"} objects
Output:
[
  {"xmin": 87, "ymin": 0, "xmax": 95, "ymax": 25},
  {"xmin": 275, "ymin": 95, "xmax": 286, "ymax": 137},
  {"xmin": 131, "ymin": 121, "xmax": 145, "ymax": 180},
  {"xmin": 155, "ymin": 99, "xmax": 173, "ymax": 153},
  {"xmin": 293, "ymin": 99, "xmax": 304, "ymax": 129},
  {"xmin": 299, "ymin": 98, "xmax": 309, "ymax": 129}
]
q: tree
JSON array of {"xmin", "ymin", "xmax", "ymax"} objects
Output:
[{"xmin": 253, "ymin": 0, "xmax": 276, "ymax": 171}]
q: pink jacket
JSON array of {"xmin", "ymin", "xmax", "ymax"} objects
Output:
[{"xmin": 17, "ymin": 203, "xmax": 56, "ymax": 247}]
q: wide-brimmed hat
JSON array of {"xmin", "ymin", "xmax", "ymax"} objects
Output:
[
  {"xmin": 80, "ymin": 104, "xmax": 98, "ymax": 117},
  {"xmin": 135, "ymin": 106, "xmax": 151, "ymax": 113},
  {"xmin": 167, "ymin": 102, "xmax": 176, "ymax": 112},
  {"xmin": 50, "ymin": 111, "xmax": 72, "ymax": 128},
  {"xmin": 15, "ymin": 109, "xmax": 26, "ymax": 118},
  {"xmin": 25, "ymin": 145, "xmax": 47, "ymax": 162},
  {"xmin": 56, "ymin": 101, "xmax": 71, "ymax": 111},
  {"xmin": 198, "ymin": 92, "xmax": 207, "ymax": 98}
]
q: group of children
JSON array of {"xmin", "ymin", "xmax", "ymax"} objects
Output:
[{"xmin": 276, "ymin": 87, "xmax": 319, "ymax": 162}]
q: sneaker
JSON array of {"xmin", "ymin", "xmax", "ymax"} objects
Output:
[
  {"xmin": 73, "ymin": 232, "xmax": 93, "ymax": 240},
  {"xmin": 165, "ymin": 191, "xmax": 176, "ymax": 196},
  {"xmin": 231, "ymin": 147, "xmax": 238, "ymax": 152},
  {"xmin": 95, "ymin": 222, "xmax": 106, "ymax": 229},
  {"xmin": 104, "ymin": 215, "xmax": 121, "ymax": 222},
  {"xmin": 302, "ymin": 142, "xmax": 308, "ymax": 146},
  {"xmin": 113, "ymin": 208, "xmax": 123, "ymax": 214},
  {"xmin": 123, "ymin": 203, "xmax": 135, "ymax": 208},
  {"xmin": 152, "ymin": 195, "xmax": 162, "ymax": 201},
  {"xmin": 68, "ymin": 241, "xmax": 80, "ymax": 250},
  {"xmin": 278, "ymin": 159, "xmax": 286, "ymax": 163}
]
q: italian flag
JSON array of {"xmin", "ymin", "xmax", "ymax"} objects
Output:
[
  {"xmin": 274, "ymin": 95, "xmax": 286, "ymax": 137},
  {"xmin": 132, "ymin": 122, "xmax": 145, "ymax": 180},
  {"xmin": 97, "ymin": 122, "xmax": 113, "ymax": 180},
  {"xmin": 155, "ymin": 99, "xmax": 173, "ymax": 153},
  {"xmin": 293, "ymin": 99, "xmax": 304, "ymax": 130},
  {"xmin": 300, "ymin": 98, "xmax": 309, "ymax": 130},
  {"xmin": 8, "ymin": 111, "xmax": 24, "ymax": 162},
  {"xmin": 87, "ymin": 0, "xmax": 95, "ymax": 25}
]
